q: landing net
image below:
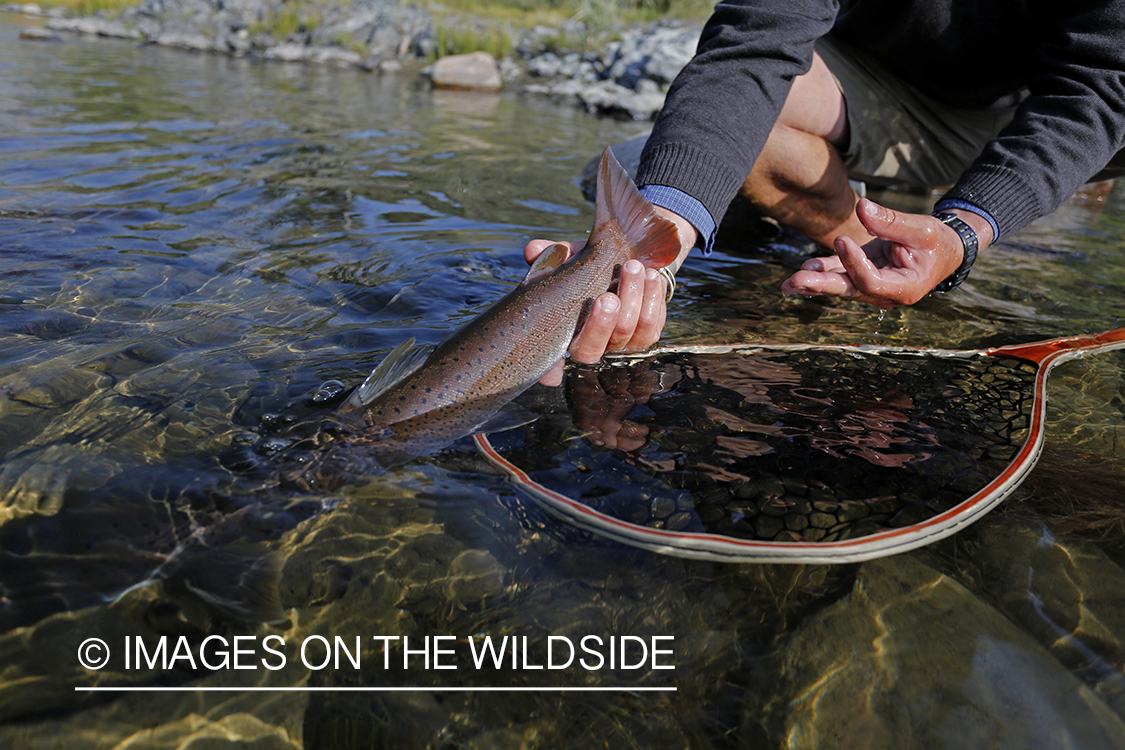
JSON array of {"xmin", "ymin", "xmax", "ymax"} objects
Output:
[{"xmin": 476, "ymin": 329, "xmax": 1125, "ymax": 563}]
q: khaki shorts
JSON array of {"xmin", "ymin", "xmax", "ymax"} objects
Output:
[{"xmin": 816, "ymin": 36, "xmax": 1020, "ymax": 188}]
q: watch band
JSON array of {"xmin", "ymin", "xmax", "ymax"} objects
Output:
[{"xmin": 931, "ymin": 212, "xmax": 979, "ymax": 293}]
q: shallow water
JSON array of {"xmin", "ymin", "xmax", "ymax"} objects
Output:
[{"xmin": 2, "ymin": 13, "xmax": 1125, "ymax": 750}]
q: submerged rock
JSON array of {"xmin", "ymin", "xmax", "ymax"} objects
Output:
[
  {"xmin": 18, "ymin": 26, "xmax": 60, "ymax": 41},
  {"xmin": 775, "ymin": 554, "xmax": 1125, "ymax": 748},
  {"xmin": 972, "ymin": 514, "xmax": 1125, "ymax": 718},
  {"xmin": 45, "ymin": 15, "xmax": 141, "ymax": 40},
  {"xmin": 525, "ymin": 78, "xmax": 665, "ymax": 120}
]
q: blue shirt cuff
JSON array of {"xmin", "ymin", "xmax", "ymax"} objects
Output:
[
  {"xmin": 933, "ymin": 199, "xmax": 999, "ymax": 243},
  {"xmin": 639, "ymin": 185, "xmax": 717, "ymax": 255}
]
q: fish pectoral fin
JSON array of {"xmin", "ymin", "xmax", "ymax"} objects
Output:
[
  {"xmin": 522, "ymin": 242, "xmax": 571, "ymax": 284},
  {"xmin": 472, "ymin": 402, "xmax": 538, "ymax": 435},
  {"xmin": 590, "ymin": 147, "xmax": 682, "ymax": 270},
  {"xmin": 341, "ymin": 338, "xmax": 436, "ymax": 411}
]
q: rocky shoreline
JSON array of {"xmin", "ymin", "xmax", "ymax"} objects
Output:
[{"xmin": 5, "ymin": 0, "xmax": 701, "ymax": 120}]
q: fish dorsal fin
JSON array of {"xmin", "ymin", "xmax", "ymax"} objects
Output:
[
  {"xmin": 522, "ymin": 242, "xmax": 571, "ymax": 284},
  {"xmin": 589, "ymin": 147, "xmax": 682, "ymax": 269},
  {"xmin": 341, "ymin": 338, "xmax": 436, "ymax": 411}
]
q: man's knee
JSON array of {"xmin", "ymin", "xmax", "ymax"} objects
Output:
[{"xmin": 776, "ymin": 51, "xmax": 849, "ymax": 147}]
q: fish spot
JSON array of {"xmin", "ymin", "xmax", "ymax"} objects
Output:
[
  {"xmin": 393, "ymin": 407, "xmax": 401, "ymax": 414},
  {"xmin": 425, "ymin": 387, "xmax": 432, "ymax": 393},
  {"xmin": 456, "ymin": 375, "xmax": 462, "ymax": 381}
]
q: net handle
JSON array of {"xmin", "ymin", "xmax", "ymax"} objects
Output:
[{"xmin": 989, "ymin": 326, "xmax": 1125, "ymax": 365}]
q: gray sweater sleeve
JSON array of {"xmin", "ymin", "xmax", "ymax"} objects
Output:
[
  {"xmin": 635, "ymin": 0, "xmax": 838, "ymax": 225},
  {"xmin": 942, "ymin": 2, "xmax": 1125, "ymax": 239}
]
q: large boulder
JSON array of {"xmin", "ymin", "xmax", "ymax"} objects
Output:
[{"xmin": 430, "ymin": 51, "xmax": 501, "ymax": 93}]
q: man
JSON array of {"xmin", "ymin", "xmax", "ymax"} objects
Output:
[{"xmin": 525, "ymin": 0, "xmax": 1125, "ymax": 368}]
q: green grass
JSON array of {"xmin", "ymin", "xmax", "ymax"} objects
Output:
[
  {"xmin": 36, "ymin": 0, "xmax": 137, "ymax": 14},
  {"xmin": 423, "ymin": 0, "xmax": 713, "ymax": 58},
  {"xmin": 421, "ymin": 0, "xmax": 713, "ymax": 23},
  {"xmin": 334, "ymin": 32, "xmax": 370, "ymax": 56},
  {"xmin": 247, "ymin": 6, "xmax": 321, "ymax": 40},
  {"xmin": 434, "ymin": 22, "xmax": 515, "ymax": 59}
]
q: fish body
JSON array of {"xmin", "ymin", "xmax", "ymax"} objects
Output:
[{"xmin": 340, "ymin": 148, "xmax": 681, "ymax": 454}]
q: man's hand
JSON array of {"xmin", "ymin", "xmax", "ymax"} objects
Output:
[
  {"xmin": 525, "ymin": 207, "xmax": 696, "ymax": 385},
  {"xmin": 781, "ymin": 199, "xmax": 994, "ymax": 308}
]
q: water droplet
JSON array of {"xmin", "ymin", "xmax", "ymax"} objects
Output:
[
  {"xmin": 257, "ymin": 437, "xmax": 293, "ymax": 456},
  {"xmin": 310, "ymin": 379, "xmax": 346, "ymax": 405}
]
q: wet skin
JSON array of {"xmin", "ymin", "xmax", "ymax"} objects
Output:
[{"xmin": 526, "ymin": 50, "xmax": 996, "ymax": 363}]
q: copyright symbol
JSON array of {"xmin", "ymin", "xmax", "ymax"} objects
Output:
[{"xmin": 77, "ymin": 638, "xmax": 110, "ymax": 670}]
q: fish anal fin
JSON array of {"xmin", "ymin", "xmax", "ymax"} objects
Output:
[
  {"xmin": 523, "ymin": 242, "xmax": 571, "ymax": 284},
  {"xmin": 472, "ymin": 401, "xmax": 538, "ymax": 435},
  {"xmin": 341, "ymin": 338, "xmax": 436, "ymax": 412},
  {"xmin": 590, "ymin": 147, "xmax": 682, "ymax": 270}
]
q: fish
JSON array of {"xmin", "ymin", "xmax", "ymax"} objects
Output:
[
  {"xmin": 337, "ymin": 148, "xmax": 682, "ymax": 456},
  {"xmin": 0, "ymin": 151, "xmax": 680, "ymax": 634}
]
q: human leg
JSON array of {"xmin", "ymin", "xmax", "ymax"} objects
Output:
[
  {"xmin": 745, "ymin": 35, "xmax": 1021, "ymax": 250},
  {"xmin": 740, "ymin": 51, "xmax": 868, "ymax": 247}
]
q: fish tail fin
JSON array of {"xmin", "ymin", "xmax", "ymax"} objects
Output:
[{"xmin": 590, "ymin": 147, "xmax": 682, "ymax": 269}]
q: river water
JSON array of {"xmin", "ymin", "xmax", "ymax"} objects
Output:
[{"xmin": 2, "ymin": 13, "xmax": 1125, "ymax": 750}]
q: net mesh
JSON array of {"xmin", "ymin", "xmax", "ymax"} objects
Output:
[{"xmin": 489, "ymin": 348, "xmax": 1038, "ymax": 544}]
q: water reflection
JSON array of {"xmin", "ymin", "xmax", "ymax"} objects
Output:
[
  {"xmin": 1, "ymin": 14, "xmax": 1124, "ymax": 750},
  {"xmin": 487, "ymin": 347, "xmax": 1035, "ymax": 545}
]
